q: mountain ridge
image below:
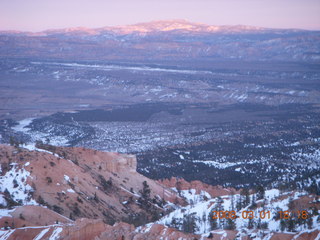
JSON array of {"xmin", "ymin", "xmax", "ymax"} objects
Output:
[{"xmin": 0, "ymin": 19, "xmax": 315, "ymax": 36}]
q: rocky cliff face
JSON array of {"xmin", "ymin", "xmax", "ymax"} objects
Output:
[
  {"xmin": 0, "ymin": 144, "xmax": 183, "ymax": 226},
  {"xmin": 37, "ymin": 143, "xmax": 137, "ymax": 173}
]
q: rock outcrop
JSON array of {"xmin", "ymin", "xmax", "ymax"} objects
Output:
[{"xmin": 0, "ymin": 144, "xmax": 183, "ymax": 227}]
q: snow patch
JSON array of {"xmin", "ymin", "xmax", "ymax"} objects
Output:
[
  {"xmin": 34, "ymin": 228, "xmax": 50, "ymax": 240},
  {"xmin": 67, "ymin": 189, "xmax": 75, "ymax": 193},
  {"xmin": 49, "ymin": 227, "xmax": 63, "ymax": 240},
  {"xmin": 64, "ymin": 175, "xmax": 70, "ymax": 182},
  {"xmin": 0, "ymin": 164, "xmax": 37, "ymax": 205},
  {"xmin": 12, "ymin": 118, "xmax": 34, "ymax": 133}
]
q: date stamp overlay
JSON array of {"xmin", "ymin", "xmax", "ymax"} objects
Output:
[{"xmin": 212, "ymin": 210, "xmax": 310, "ymax": 220}]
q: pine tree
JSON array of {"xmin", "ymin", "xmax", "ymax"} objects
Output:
[
  {"xmin": 308, "ymin": 180, "xmax": 319, "ymax": 195},
  {"xmin": 288, "ymin": 197, "xmax": 294, "ymax": 210},
  {"xmin": 261, "ymin": 222, "xmax": 269, "ymax": 230},
  {"xmin": 256, "ymin": 185, "xmax": 265, "ymax": 200},
  {"xmin": 9, "ymin": 136, "xmax": 15, "ymax": 146},
  {"xmin": 216, "ymin": 197, "xmax": 224, "ymax": 211},
  {"xmin": 208, "ymin": 210, "xmax": 218, "ymax": 230},
  {"xmin": 141, "ymin": 181, "xmax": 151, "ymax": 200},
  {"xmin": 139, "ymin": 181, "xmax": 151, "ymax": 209},
  {"xmin": 182, "ymin": 213, "xmax": 197, "ymax": 233},
  {"xmin": 250, "ymin": 194, "xmax": 257, "ymax": 209},
  {"xmin": 215, "ymin": 197, "xmax": 225, "ymax": 228},
  {"xmin": 287, "ymin": 219, "xmax": 295, "ymax": 232},
  {"xmin": 94, "ymin": 192, "xmax": 99, "ymax": 202},
  {"xmin": 225, "ymin": 218, "xmax": 236, "ymax": 230},
  {"xmin": 170, "ymin": 217, "xmax": 180, "ymax": 229},
  {"xmin": 236, "ymin": 195, "xmax": 242, "ymax": 211},
  {"xmin": 240, "ymin": 188, "xmax": 250, "ymax": 207},
  {"xmin": 307, "ymin": 217, "xmax": 313, "ymax": 229},
  {"xmin": 248, "ymin": 218, "xmax": 254, "ymax": 229},
  {"xmin": 230, "ymin": 191, "xmax": 235, "ymax": 211},
  {"xmin": 202, "ymin": 211, "xmax": 207, "ymax": 225},
  {"xmin": 176, "ymin": 181, "xmax": 182, "ymax": 196}
]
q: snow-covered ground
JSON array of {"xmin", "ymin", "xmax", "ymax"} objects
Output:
[
  {"xmin": 12, "ymin": 118, "xmax": 35, "ymax": 133},
  {"xmin": 12, "ymin": 118, "xmax": 69, "ymax": 147},
  {"xmin": 154, "ymin": 187, "xmax": 320, "ymax": 236},
  {"xmin": 0, "ymin": 164, "xmax": 37, "ymax": 206}
]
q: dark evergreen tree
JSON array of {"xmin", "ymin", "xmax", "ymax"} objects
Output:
[
  {"xmin": 288, "ymin": 197, "xmax": 294, "ymax": 210},
  {"xmin": 9, "ymin": 136, "xmax": 15, "ymax": 146},
  {"xmin": 261, "ymin": 222, "xmax": 269, "ymax": 230},
  {"xmin": 208, "ymin": 210, "xmax": 218, "ymax": 230},
  {"xmin": 308, "ymin": 179, "xmax": 319, "ymax": 195},
  {"xmin": 307, "ymin": 217, "xmax": 313, "ymax": 229},
  {"xmin": 182, "ymin": 213, "xmax": 198, "ymax": 233},
  {"xmin": 141, "ymin": 181, "xmax": 151, "ymax": 201},
  {"xmin": 280, "ymin": 219, "xmax": 286, "ymax": 232},
  {"xmin": 250, "ymin": 194, "xmax": 257, "ymax": 209},
  {"xmin": 287, "ymin": 219, "xmax": 295, "ymax": 232},
  {"xmin": 247, "ymin": 218, "xmax": 254, "ymax": 229},
  {"xmin": 236, "ymin": 195, "xmax": 242, "ymax": 211},
  {"xmin": 224, "ymin": 218, "xmax": 236, "ymax": 230},
  {"xmin": 138, "ymin": 181, "xmax": 151, "ymax": 209},
  {"xmin": 230, "ymin": 191, "xmax": 235, "ymax": 211},
  {"xmin": 256, "ymin": 185, "xmax": 265, "ymax": 200},
  {"xmin": 170, "ymin": 218, "xmax": 180, "ymax": 229},
  {"xmin": 215, "ymin": 196, "xmax": 224, "ymax": 228},
  {"xmin": 216, "ymin": 197, "xmax": 224, "ymax": 211},
  {"xmin": 176, "ymin": 181, "xmax": 182, "ymax": 196}
]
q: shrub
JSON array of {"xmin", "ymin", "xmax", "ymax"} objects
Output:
[
  {"xmin": 12, "ymin": 179, "xmax": 18, "ymax": 188},
  {"xmin": 99, "ymin": 175, "xmax": 112, "ymax": 191},
  {"xmin": 52, "ymin": 205, "xmax": 64, "ymax": 214},
  {"xmin": 77, "ymin": 196, "xmax": 83, "ymax": 203},
  {"xmin": 46, "ymin": 177, "xmax": 52, "ymax": 184},
  {"xmin": 37, "ymin": 195, "xmax": 45, "ymax": 205},
  {"xmin": 19, "ymin": 213, "xmax": 25, "ymax": 220}
]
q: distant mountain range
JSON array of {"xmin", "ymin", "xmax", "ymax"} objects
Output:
[
  {"xmin": 0, "ymin": 20, "xmax": 320, "ymax": 62},
  {"xmin": 0, "ymin": 20, "xmax": 313, "ymax": 35}
]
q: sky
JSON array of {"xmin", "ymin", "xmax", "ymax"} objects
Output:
[{"xmin": 1, "ymin": 0, "xmax": 320, "ymax": 32}]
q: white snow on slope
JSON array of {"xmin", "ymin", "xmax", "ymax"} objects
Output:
[
  {"xmin": 176, "ymin": 188, "xmax": 211, "ymax": 205},
  {"xmin": 64, "ymin": 175, "xmax": 70, "ymax": 182},
  {"xmin": 32, "ymin": 61, "xmax": 213, "ymax": 75},
  {"xmin": 48, "ymin": 227, "xmax": 63, "ymax": 240},
  {"xmin": 0, "ymin": 195, "xmax": 7, "ymax": 208},
  {"xmin": 0, "ymin": 209, "xmax": 14, "ymax": 218},
  {"xmin": 156, "ymin": 188, "xmax": 318, "ymax": 236},
  {"xmin": 0, "ymin": 229, "xmax": 15, "ymax": 240},
  {"xmin": 12, "ymin": 118, "xmax": 69, "ymax": 148},
  {"xmin": 0, "ymin": 164, "xmax": 37, "ymax": 205},
  {"xmin": 33, "ymin": 228, "xmax": 50, "ymax": 240},
  {"xmin": 12, "ymin": 118, "xmax": 34, "ymax": 132}
]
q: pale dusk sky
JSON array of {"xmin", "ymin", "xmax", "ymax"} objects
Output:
[{"xmin": 1, "ymin": 0, "xmax": 320, "ymax": 32}]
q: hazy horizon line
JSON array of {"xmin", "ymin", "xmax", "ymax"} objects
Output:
[{"xmin": 1, "ymin": 19, "xmax": 319, "ymax": 33}]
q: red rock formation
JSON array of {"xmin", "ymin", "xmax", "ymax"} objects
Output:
[
  {"xmin": 0, "ymin": 144, "xmax": 184, "ymax": 227},
  {"xmin": 61, "ymin": 218, "xmax": 107, "ymax": 240}
]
